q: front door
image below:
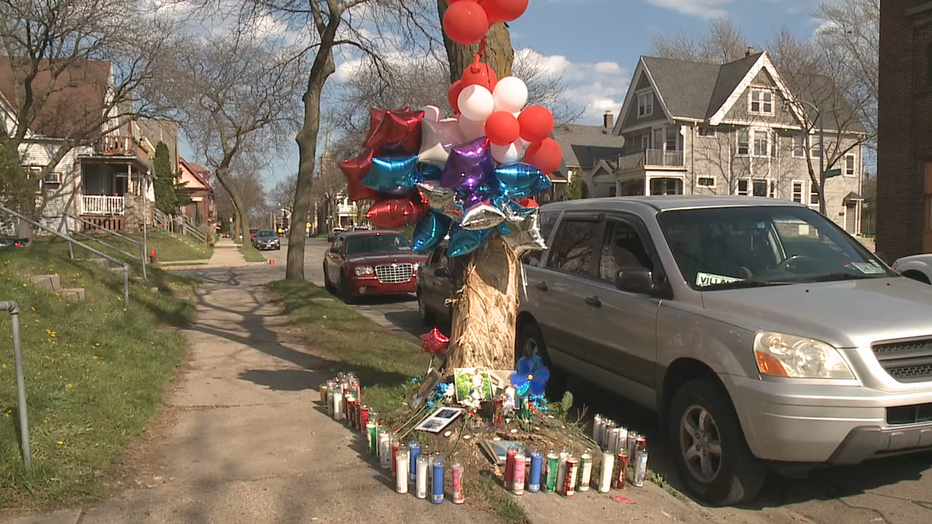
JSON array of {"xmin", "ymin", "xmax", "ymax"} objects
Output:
[
  {"xmin": 845, "ymin": 203, "xmax": 857, "ymax": 233},
  {"xmin": 585, "ymin": 215, "xmax": 661, "ymax": 403}
]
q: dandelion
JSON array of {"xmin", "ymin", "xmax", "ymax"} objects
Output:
[
  {"xmin": 57, "ymin": 441, "xmax": 64, "ymax": 446},
  {"xmin": 66, "ymin": 384, "xmax": 73, "ymax": 389},
  {"xmin": 22, "ymin": 283, "xmax": 26, "ymax": 287},
  {"xmin": 93, "ymin": 356, "xmax": 99, "ymax": 360}
]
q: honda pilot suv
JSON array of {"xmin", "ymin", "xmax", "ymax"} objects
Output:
[{"xmin": 517, "ymin": 196, "xmax": 932, "ymax": 506}]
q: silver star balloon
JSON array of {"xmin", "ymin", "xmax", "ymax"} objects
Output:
[
  {"xmin": 418, "ymin": 118, "xmax": 465, "ymax": 168},
  {"xmin": 502, "ymin": 207, "xmax": 547, "ymax": 259}
]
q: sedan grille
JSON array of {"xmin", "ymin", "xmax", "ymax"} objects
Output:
[
  {"xmin": 872, "ymin": 338, "xmax": 932, "ymax": 383},
  {"xmin": 375, "ymin": 263, "xmax": 413, "ymax": 284}
]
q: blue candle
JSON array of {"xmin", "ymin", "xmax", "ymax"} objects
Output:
[
  {"xmin": 528, "ymin": 450, "xmax": 543, "ymax": 493},
  {"xmin": 431, "ymin": 457, "xmax": 445, "ymax": 504},
  {"xmin": 409, "ymin": 441, "xmax": 420, "ymax": 482}
]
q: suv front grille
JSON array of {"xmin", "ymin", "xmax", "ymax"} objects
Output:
[
  {"xmin": 887, "ymin": 403, "xmax": 932, "ymax": 425},
  {"xmin": 375, "ymin": 263, "xmax": 413, "ymax": 284},
  {"xmin": 872, "ymin": 338, "xmax": 932, "ymax": 383}
]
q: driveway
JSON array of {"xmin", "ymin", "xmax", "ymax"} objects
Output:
[{"xmin": 300, "ymin": 239, "xmax": 932, "ymax": 524}]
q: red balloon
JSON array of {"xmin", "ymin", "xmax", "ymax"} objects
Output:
[
  {"xmin": 443, "ymin": 0, "xmax": 490, "ymax": 45},
  {"xmin": 461, "ymin": 62, "xmax": 497, "ymax": 92},
  {"xmin": 366, "ymin": 193, "xmax": 429, "ymax": 229},
  {"xmin": 420, "ymin": 327, "xmax": 450, "ymax": 356},
  {"xmin": 362, "ymin": 108, "xmax": 425, "ymax": 156},
  {"xmin": 485, "ymin": 111, "xmax": 520, "ymax": 146},
  {"xmin": 518, "ymin": 106, "xmax": 555, "ymax": 143},
  {"xmin": 518, "ymin": 197, "xmax": 539, "ymax": 208},
  {"xmin": 480, "ymin": 0, "xmax": 528, "ymax": 23},
  {"xmin": 339, "ymin": 149, "xmax": 381, "ymax": 202},
  {"xmin": 448, "ymin": 80, "xmax": 464, "ymax": 113},
  {"xmin": 525, "ymin": 138, "xmax": 563, "ymax": 175}
]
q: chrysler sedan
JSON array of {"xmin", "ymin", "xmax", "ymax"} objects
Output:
[{"xmin": 323, "ymin": 230, "xmax": 427, "ymax": 304}]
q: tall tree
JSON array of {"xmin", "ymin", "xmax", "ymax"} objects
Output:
[
  {"xmin": 0, "ymin": 0, "xmax": 176, "ymax": 229},
  {"xmin": 652, "ymin": 18, "xmax": 749, "ymax": 64},
  {"xmin": 565, "ymin": 170, "xmax": 588, "ymax": 200},
  {"xmin": 153, "ymin": 142, "xmax": 179, "ymax": 214},
  {"xmin": 161, "ymin": 28, "xmax": 303, "ymax": 241}
]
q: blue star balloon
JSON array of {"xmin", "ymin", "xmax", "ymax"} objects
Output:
[
  {"xmin": 448, "ymin": 224, "xmax": 494, "ymax": 258},
  {"xmin": 418, "ymin": 162, "xmax": 443, "ymax": 181},
  {"xmin": 494, "ymin": 162, "xmax": 552, "ymax": 199},
  {"xmin": 412, "ymin": 210, "xmax": 453, "ymax": 253},
  {"xmin": 362, "ymin": 156, "xmax": 420, "ymax": 195}
]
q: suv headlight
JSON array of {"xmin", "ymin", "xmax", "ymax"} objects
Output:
[
  {"xmin": 355, "ymin": 265, "xmax": 374, "ymax": 276},
  {"xmin": 753, "ymin": 331, "xmax": 855, "ymax": 379}
]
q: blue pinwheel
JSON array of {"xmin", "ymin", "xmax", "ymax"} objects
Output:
[{"xmin": 510, "ymin": 355, "xmax": 550, "ymax": 396}]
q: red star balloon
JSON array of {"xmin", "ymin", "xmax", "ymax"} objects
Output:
[
  {"xmin": 366, "ymin": 191, "xmax": 429, "ymax": 229},
  {"xmin": 363, "ymin": 108, "xmax": 426, "ymax": 156},
  {"xmin": 339, "ymin": 149, "xmax": 381, "ymax": 202},
  {"xmin": 420, "ymin": 328, "xmax": 450, "ymax": 356}
]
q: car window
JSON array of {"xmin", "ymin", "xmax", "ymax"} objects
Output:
[
  {"xmin": 428, "ymin": 246, "xmax": 447, "ymax": 266},
  {"xmin": 345, "ymin": 234, "xmax": 412, "ymax": 255},
  {"xmin": 257, "ymin": 230, "xmax": 277, "ymax": 238},
  {"xmin": 597, "ymin": 220, "xmax": 653, "ymax": 283},
  {"xmin": 658, "ymin": 206, "xmax": 892, "ymax": 290},
  {"xmin": 524, "ymin": 210, "xmax": 560, "ymax": 267},
  {"xmin": 545, "ymin": 218, "xmax": 600, "ymax": 276}
]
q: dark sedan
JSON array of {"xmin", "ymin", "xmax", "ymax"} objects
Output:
[
  {"xmin": 251, "ymin": 229, "xmax": 281, "ymax": 251},
  {"xmin": 416, "ymin": 243, "xmax": 454, "ymax": 326},
  {"xmin": 323, "ymin": 230, "xmax": 427, "ymax": 304}
]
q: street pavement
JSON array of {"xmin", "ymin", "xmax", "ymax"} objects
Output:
[{"xmin": 297, "ymin": 237, "xmax": 932, "ymax": 524}]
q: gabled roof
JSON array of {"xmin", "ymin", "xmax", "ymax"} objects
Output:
[
  {"xmin": 705, "ymin": 53, "xmax": 761, "ymax": 119},
  {"xmin": 179, "ymin": 157, "xmax": 212, "ymax": 191},
  {"xmin": 641, "ymin": 56, "xmax": 724, "ymax": 121},
  {"xmin": 0, "ymin": 56, "xmax": 112, "ymax": 139},
  {"xmin": 552, "ymin": 123, "xmax": 626, "ymax": 170},
  {"xmin": 782, "ymin": 73, "xmax": 869, "ymax": 134}
]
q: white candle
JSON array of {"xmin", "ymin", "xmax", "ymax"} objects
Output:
[
  {"xmin": 395, "ymin": 449, "xmax": 409, "ymax": 494},
  {"xmin": 416, "ymin": 454, "xmax": 429, "ymax": 499},
  {"xmin": 557, "ymin": 451, "xmax": 568, "ymax": 494},
  {"xmin": 598, "ymin": 450, "xmax": 614, "ymax": 493},
  {"xmin": 332, "ymin": 387, "xmax": 344, "ymax": 421}
]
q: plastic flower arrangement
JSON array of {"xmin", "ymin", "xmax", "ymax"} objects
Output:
[
  {"xmin": 509, "ymin": 355, "xmax": 550, "ymax": 396},
  {"xmin": 527, "ymin": 393, "xmax": 549, "ymax": 413},
  {"xmin": 426, "ymin": 382, "xmax": 454, "ymax": 409}
]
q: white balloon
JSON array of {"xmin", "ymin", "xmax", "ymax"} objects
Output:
[
  {"xmin": 493, "ymin": 77, "xmax": 529, "ymax": 113},
  {"xmin": 458, "ymin": 85, "xmax": 495, "ymax": 122},
  {"xmin": 491, "ymin": 141, "xmax": 526, "ymax": 164},
  {"xmin": 420, "ymin": 105, "xmax": 442, "ymax": 122},
  {"xmin": 458, "ymin": 115, "xmax": 487, "ymax": 141}
]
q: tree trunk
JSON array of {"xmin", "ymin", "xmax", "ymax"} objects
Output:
[
  {"xmin": 437, "ymin": 1, "xmax": 519, "ymax": 371},
  {"xmin": 213, "ymin": 166, "xmax": 249, "ymax": 242}
]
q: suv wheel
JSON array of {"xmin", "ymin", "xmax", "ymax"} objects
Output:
[
  {"xmin": 417, "ymin": 291, "xmax": 435, "ymax": 326},
  {"xmin": 323, "ymin": 264, "xmax": 335, "ymax": 293},
  {"xmin": 667, "ymin": 379, "xmax": 766, "ymax": 506},
  {"xmin": 515, "ymin": 322, "xmax": 564, "ymax": 396}
]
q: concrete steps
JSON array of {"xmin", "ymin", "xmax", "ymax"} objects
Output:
[{"xmin": 30, "ymin": 274, "xmax": 86, "ymax": 301}]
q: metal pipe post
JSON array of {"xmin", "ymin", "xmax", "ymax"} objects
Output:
[
  {"xmin": 123, "ymin": 264, "xmax": 130, "ymax": 305},
  {"xmin": 1, "ymin": 301, "xmax": 32, "ymax": 471}
]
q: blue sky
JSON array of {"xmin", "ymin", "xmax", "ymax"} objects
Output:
[{"xmin": 179, "ymin": 0, "xmax": 827, "ymax": 188}]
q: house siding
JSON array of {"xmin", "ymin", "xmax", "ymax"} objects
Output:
[
  {"xmin": 621, "ymin": 87, "xmax": 668, "ymax": 130},
  {"xmin": 19, "ymin": 141, "xmax": 83, "ymax": 233},
  {"xmin": 722, "ymin": 73, "xmax": 799, "ymax": 128},
  {"xmin": 876, "ymin": 0, "xmax": 932, "ymax": 260}
]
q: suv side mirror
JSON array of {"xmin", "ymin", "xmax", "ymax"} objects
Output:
[
  {"xmin": 435, "ymin": 266, "xmax": 451, "ymax": 279},
  {"xmin": 330, "ymin": 245, "xmax": 339, "ymax": 253},
  {"xmin": 616, "ymin": 268, "xmax": 654, "ymax": 295}
]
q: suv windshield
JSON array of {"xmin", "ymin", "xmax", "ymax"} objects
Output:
[
  {"xmin": 658, "ymin": 206, "xmax": 893, "ymax": 290},
  {"xmin": 256, "ymin": 230, "xmax": 277, "ymax": 238},
  {"xmin": 345, "ymin": 234, "xmax": 411, "ymax": 255}
]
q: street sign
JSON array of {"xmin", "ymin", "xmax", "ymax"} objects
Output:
[{"xmin": 823, "ymin": 168, "xmax": 842, "ymax": 179}]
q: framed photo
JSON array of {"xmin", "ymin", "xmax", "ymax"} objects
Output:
[
  {"xmin": 453, "ymin": 367, "xmax": 493, "ymax": 404},
  {"xmin": 415, "ymin": 406, "xmax": 464, "ymax": 433},
  {"xmin": 409, "ymin": 370, "xmax": 441, "ymax": 409}
]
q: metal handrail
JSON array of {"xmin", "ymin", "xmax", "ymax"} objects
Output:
[
  {"xmin": 1, "ymin": 300, "xmax": 31, "ymax": 471},
  {"xmin": 0, "ymin": 205, "xmax": 130, "ymax": 304},
  {"xmin": 63, "ymin": 213, "xmax": 147, "ymax": 283}
]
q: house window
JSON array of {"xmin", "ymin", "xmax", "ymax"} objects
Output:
[
  {"xmin": 810, "ymin": 183, "xmax": 820, "ymax": 206},
  {"xmin": 792, "ymin": 181, "xmax": 803, "ymax": 203},
  {"xmin": 793, "ymin": 134, "xmax": 805, "ymax": 158},
  {"xmin": 699, "ymin": 126, "xmax": 715, "ymax": 137},
  {"xmin": 812, "ymin": 143, "xmax": 822, "ymax": 158},
  {"xmin": 637, "ymin": 91, "xmax": 654, "ymax": 118},
  {"xmin": 737, "ymin": 179, "xmax": 750, "ymax": 196},
  {"xmin": 641, "ymin": 135, "xmax": 650, "ymax": 151},
  {"xmin": 666, "ymin": 127, "xmax": 678, "ymax": 151},
  {"xmin": 845, "ymin": 153, "xmax": 856, "ymax": 176},
  {"xmin": 753, "ymin": 130, "xmax": 770, "ymax": 157},
  {"xmin": 737, "ymin": 129, "xmax": 749, "ymax": 156},
  {"xmin": 697, "ymin": 176, "xmax": 715, "ymax": 188},
  {"xmin": 750, "ymin": 89, "xmax": 774, "ymax": 115}
]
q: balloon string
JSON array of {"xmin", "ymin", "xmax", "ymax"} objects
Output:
[{"xmin": 478, "ymin": 37, "xmax": 487, "ymax": 62}]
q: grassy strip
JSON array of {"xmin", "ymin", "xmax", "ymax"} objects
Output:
[
  {"xmin": 239, "ymin": 245, "xmax": 267, "ymax": 263},
  {"xmin": 64, "ymin": 230, "xmax": 212, "ymax": 263},
  {"xmin": 0, "ymin": 242, "xmax": 195, "ymax": 508}
]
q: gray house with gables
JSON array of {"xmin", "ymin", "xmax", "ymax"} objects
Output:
[{"xmin": 591, "ymin": 49, "xmax": 868, "ymax": 234}]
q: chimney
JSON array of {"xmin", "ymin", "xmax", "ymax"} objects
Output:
[
  {"xmin": 603, "ymin": 111, "xmax": 614, "ymax": 129},
  {"xmin": 746, "ymin": 46, "xmax": 757, "ymax": 58}
]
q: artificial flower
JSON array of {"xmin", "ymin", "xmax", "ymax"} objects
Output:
[{"xmin": 509, "ymin": 355, "xmax": 550, "ymax": 396}]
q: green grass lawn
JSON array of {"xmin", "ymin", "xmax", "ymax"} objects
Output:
[
  {"xmin": 44, "ymin": 230, "xmax": 212, "ymax": 264},
  {"xmin": 0, "ymin": 242, "xmax": 195, "ymax": 508},
  {"xmin": 267, "ymin": 280, "xmax": 429, "ymax": 415},
  {"xmin": 239, "ymin": 245, "xmax": 268, "ymax": 263}
]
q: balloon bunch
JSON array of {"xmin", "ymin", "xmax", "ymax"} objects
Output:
[{"xmin": 338, "ymin": 0, "xmax": 559, "ymax": 259}]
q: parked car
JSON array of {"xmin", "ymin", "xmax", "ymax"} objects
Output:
[
  {"xmin": 328, "ymin": 227, "xmax": 346, "ymax": 242},
  {"xmin": 249, "ymin": 228, "xmax": 259, "ymax": 240},
  {"xmin": 518, "ymin": 196, "xmax": 932, "ymax": 506},
  {"xmin": 323, "ymin": 230, "xmax": 428, "ymax": 303},
  {"xmin": 417, "ymin": 242, "xmax": 454, "ymax": 325},
  {"xmin": 251, "ymin": 229, "xmax": 281, "ymax": 251},
  {"xmin": 891, "ymin": 254, "xmax": 932, "ymax": 284},
  {"xmin": 0, "ymin": 237, "xmax": 28, "ymax": 248}
]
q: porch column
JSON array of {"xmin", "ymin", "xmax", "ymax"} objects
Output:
[
  {"xmin": 128, "ymin": 164, "xmax": 134, "ymax": 195},
  {"xmin": 615, "ymin": 180, "xmax": 622, "ymax": 197},
  {"xmin": 644, "ymin": 176, "xmax": 651, "ymax": 196}
]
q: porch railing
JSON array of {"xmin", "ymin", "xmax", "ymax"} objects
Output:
[
  {"xmin": 93, "ymin": 135, "xmax": 135, "ymax": 156},
  {"xmin": 82, "ymin": 195, "xmax": 125, "ymax": 216},
  {"xmin": 617, "ymin": 149, "xmax": 686, "ymax": 172}
]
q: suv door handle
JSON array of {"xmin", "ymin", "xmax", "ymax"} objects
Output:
[
  {"xmin": 585, "ymin": 296, "xmax": 602, "ymax": 308},
  {"xmin": 535, "ymin": 281, "xmax": 548, "ymax": 291}
]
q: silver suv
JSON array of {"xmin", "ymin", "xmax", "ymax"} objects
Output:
[{"xmin": 517, "ymin": 196, "xmax": 932, "ymax": 506}]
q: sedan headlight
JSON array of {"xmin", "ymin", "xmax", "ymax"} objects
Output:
[
  {"xmin": 753, "ymin": 331, "xmax": 855, "ymax": 379},
  {"xmin": 355, "ymin": 265, "xmax": 374, "ymax": 276}
]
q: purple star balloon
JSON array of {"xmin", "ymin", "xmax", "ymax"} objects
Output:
[{"xmin": 439, "ymin": 137, "xmax": 495, "ymax": 193}]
